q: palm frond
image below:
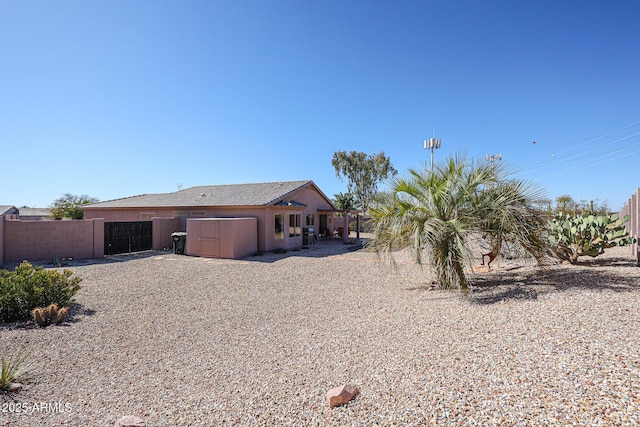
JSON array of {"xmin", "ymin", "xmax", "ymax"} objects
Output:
[{"xmin": 369, "ymin": 152, "xmax": 552, "ymax": 293}]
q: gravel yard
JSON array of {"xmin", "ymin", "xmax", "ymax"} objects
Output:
[{"xmin": 1, "ymin": 240, "xmax": 639, "ymax": 426}]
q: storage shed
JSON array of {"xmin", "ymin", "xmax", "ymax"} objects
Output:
[{"xmin": 185, "ymin": 217, "xmax": 257, "ymax": 259}]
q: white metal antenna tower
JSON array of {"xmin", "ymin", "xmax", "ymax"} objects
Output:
[
  {"xmin": 485, "ymin": 153, "xmax": 503, "ymax": 166},
  {"xmin": 424, "ymin": 128, "xmax": 441, "ymax": 174}
]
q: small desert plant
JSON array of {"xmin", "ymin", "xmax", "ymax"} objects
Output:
[
  {"xmin": 0, "ymin": 261, "xmax": 82, "ymax": 323},
  {"xmin": 0, "ymin": 350, "xmax": 36, "ymax": 392},
  {"xmin": 32, "ymin": 304, "xmax": 69, "ymax": 327}
]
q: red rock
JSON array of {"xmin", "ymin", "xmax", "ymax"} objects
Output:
[
  {"xmin": 115, "ymin": 416, "xmax": 145, "ymax": 427},
  {"xmin": 326, "ymin": 384, "xmax": 359, "ymax": 408}
]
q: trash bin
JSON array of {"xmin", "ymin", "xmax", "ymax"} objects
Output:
[{"xmin": 171, "ymin": 232, "xmax": 187, "ymax": 254}]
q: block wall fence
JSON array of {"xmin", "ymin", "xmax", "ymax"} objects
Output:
[
  {"xmin": 0, "ymin": 216, "xmax": 184, "ymax": 266},
  {"xmin": 619, "ymin": 187, "xmax": 640, "ymax": 265}
]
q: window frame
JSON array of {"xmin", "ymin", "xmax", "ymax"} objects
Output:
[
  {"xmin": 274, "ymin": 213, "xmax": 284, "ymax": 240},
  {"xmin": 289, "ymin": 213, "xmax": 301, "ymax": 237}
]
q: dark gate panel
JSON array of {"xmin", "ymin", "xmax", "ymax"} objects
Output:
[{"xmin": 104, "ymin": 221, "xmax": 153, "ymax": 255}]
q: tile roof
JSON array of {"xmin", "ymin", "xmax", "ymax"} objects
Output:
[
  {"xmin": 83, "ymin": 180, "xmax": 334, "ymax": 209},
  {"xmin": 18, "ymin": 207, "xmax": 52, "ymax": 217}
]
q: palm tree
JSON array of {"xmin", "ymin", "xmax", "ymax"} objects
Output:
[
  {"xmin": 368, "ymin": 153, "xmax": 551, "ymax": 293},
  {"xmin": 333, "ymin": 192, "xmax": 357, "ymax": 210}
]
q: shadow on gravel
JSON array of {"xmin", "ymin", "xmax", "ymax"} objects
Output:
[
  {"xmin": 2, "ymin": 241, "xmax": 371, "ymax": 270},
  {"xmin": 242, "ymin": 239, "xmax": 367, "ymax": 263},
  {"xmin": 574, "ymin": 256, "xmax": 638, "ymax": 267},
  {"xmin": 470, "ymin": 262, "xmax": 640, "ymax": 305},
  {"xmin": 0, "ymin": 250, "xmax": 170, "ymax": 271},
  {"xmin": 65, "ymin": 304, "xmax": 97, "ymax": 324}
]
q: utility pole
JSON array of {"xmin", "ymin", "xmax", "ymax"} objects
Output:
[{"xmin": 424, "ymin": 129, "xmax": 441, "ymax": 174}]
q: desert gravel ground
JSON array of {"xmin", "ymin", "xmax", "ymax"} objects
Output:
[{"xmin": 1, "ymin": 238, "xmax": 639, "ymax": 426}]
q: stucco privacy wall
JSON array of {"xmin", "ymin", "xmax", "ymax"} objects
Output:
[
  {"xmin": 152, "ymin": 217, "xmax": 183, "ymax": 251},
  {"xmin": 1, "ymin": 216, "xmax": 104, "ymax": 265},
  {"xmin": 620, "ymin": 187, "xmax": 640, "ymax": 262}
]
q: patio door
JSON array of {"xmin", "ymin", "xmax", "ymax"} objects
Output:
[{"xmin": 319, "ymin": 214, "xmax": 328, "ymax": 237}]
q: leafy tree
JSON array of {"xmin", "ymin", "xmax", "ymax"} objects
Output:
[
  {"xmin": 577, "ymin": 198, "xmax": 610, "ymax": 216},
  {"xmin": 554, "ymin": 194, "xmax": 579, "ymax": 215},
  {"xmin": 331, "ymin": 150, "xmax": 397, "ymax": 213},
  {"xmin": 368, "ymin": 153, "xmax": 551, "ymax": 293},
  {"xmin": 553, "ymin": 195, "xmax": 610, "ymax": 216},
  {"xmin": 370, "ymin": 191, "xmax": 395, "ymax": 210},
  {"xmin": 50, "ymin": 194, "xmax": 99, "ymax": 219}
]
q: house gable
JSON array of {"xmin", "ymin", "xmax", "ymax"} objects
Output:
[{"xmin": 0, "ymin": 205, "xmax": 18, "ymax": 216}]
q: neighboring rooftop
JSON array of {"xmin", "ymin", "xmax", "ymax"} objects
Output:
[
  {"xmin": 0, "ymin": 205, "xmax": 17, "ymax": 215},
  {"xmin": 82, "ymin": 180, "xmax": 335, "ymax": 209},
  {"xmin": 18, "ymin": 207, "xmax": 52, "ymax": 218}
]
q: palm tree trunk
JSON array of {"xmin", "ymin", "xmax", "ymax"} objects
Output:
[{"xmin": 452, "ymin": 259, "xmax": 470, "ymax": 293}]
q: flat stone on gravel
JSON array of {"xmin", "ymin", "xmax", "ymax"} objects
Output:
[
  {"xmin": 326, "ymin": 384, "xmax": 359, "ymax": 408},
  {"xmin": 115, "ymin": 415, "xmax": 145, "ymax": 427}
]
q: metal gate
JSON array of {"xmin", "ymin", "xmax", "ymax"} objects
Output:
[{"xmin": 104, "ymin": 221, "xmax": 153, "ymax": 255}]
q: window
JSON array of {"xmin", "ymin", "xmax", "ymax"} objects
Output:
[
  {"xmin": 191, "ymin": 211, "xmax": 206, "ymax": 217},
  {"xmin": 172, "ymin": 211, "xmax": 186, "ymax": 217},
  {"xmin": 289, "ymin": 214, "xmax": 301, "ymax": 237},
  {"xmin": 140, "ymin": 212, "xmax": 155, "ymax": 221},
  {"xmin": 306, "ymin": 213, "xmax": 314, "ymax": 226},
  {"xmin": 274, "ymin": 214, "xmax": 284, "ymax": 239}
]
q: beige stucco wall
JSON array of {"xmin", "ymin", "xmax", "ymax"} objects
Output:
[
  {"xmin": 152, "ymin": 217, "xmax": 183, "ymax": 251},
  {"xmin": 1, "ymin": 217, "xmax": 104, "ymax": 264}
]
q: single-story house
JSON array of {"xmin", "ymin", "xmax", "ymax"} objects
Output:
[
  {"xmin": 82, "ymin": 180, "xmax": 346, "ymax": 254},
  {"xmin": 17, "ymin": 207, "xmax": 53, "ymax": 220},
  {"xmin": 1, "ymin": 205, "xmax": 18, "ymax": 216},
  {"xmin": 0, "ymin": 206, "xmax": 52, "ymax": 220}
]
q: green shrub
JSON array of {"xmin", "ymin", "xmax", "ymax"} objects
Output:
[{"xmin": 0, "ymin": 262, "xmax": 82, "ymax": 323}]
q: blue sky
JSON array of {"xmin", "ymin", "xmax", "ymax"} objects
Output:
[{"xmin": 2, "ymin": 1, "xmax": 639, "ymax": 211}]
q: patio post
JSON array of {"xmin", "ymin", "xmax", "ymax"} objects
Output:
[{"xmin": 343, "ymin": 210, "xmax": 349, "ymax": 243}]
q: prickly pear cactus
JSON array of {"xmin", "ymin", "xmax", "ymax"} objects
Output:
[{"xmin": 549, "ymin": 213, "xmax": 636, "ymax": 263}]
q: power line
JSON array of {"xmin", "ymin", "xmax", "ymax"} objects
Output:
[
  {"xmin": 544, "ymin": 145, "xmax": 640, "ymax": 177},
  {"xmin": 512, "ymin": 120, "xmax": 640, "ymax": 177},
  {"xmin": 508, "ymin": 119, "xmax": 640, "ymax": 165}
]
